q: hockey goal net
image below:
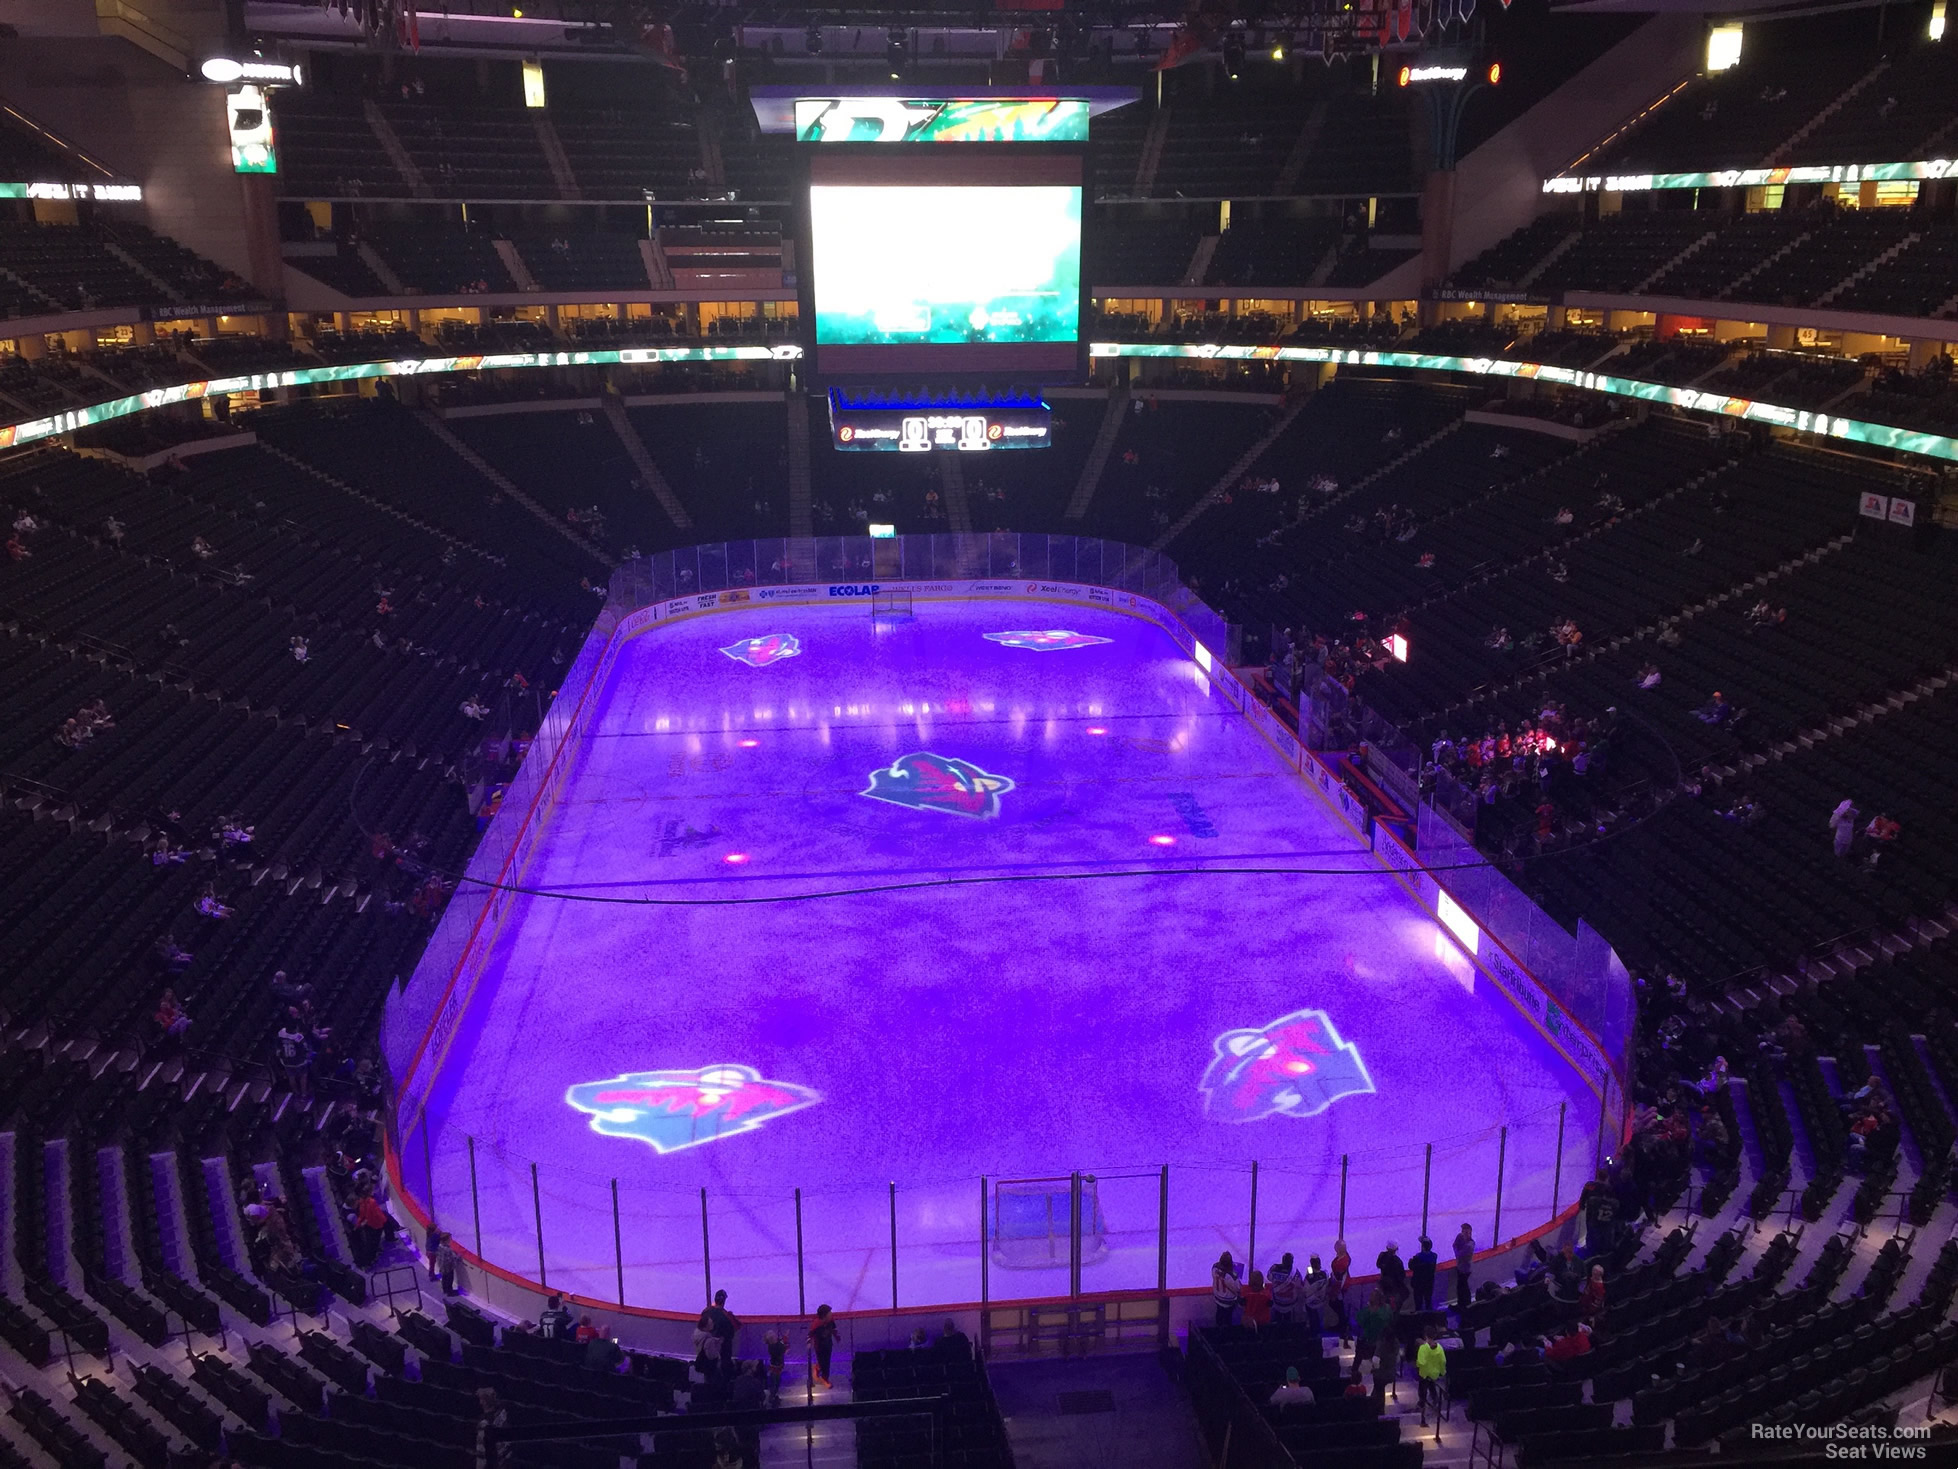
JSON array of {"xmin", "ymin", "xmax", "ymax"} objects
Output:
[{"xmin": 870, "ymin": 589, "xmax": 914, "ymax": 621}]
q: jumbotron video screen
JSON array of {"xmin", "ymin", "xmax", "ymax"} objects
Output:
[{"xmin": 805, "ymin": 153, "xmax": 1084, "ymax": 374}]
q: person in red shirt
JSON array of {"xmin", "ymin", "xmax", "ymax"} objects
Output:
[
  {"xmin": 1329, "ymin": 1240, "xmax": 1353, "ymax": 1344},
  {"xmin": 1341, "ymin": 1360, "xmax": 1370, "ymax": 1398},
  {"xmin": 1544, "ymin": 1322, "xmax": 1592, "ymax": 1365},
  {"xmin": 351, "ymin": 1190, "xmax": 390, "ymax": 1267},
  {"xmin": 1240, "ymin": 1270, "xmax": 1273, "ymax": 1329},
  {"xmin": 1579, "ymin": 1265, "xmax": 1606, "ymax": 1323}
]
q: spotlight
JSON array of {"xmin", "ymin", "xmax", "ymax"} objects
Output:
[
  {"xmin": 1149, "ymin": 835, "xmax": 1177, "ymax": 847},
  {"xmin": 738, "ymin": 738, "xmax": 759, "ymax": 747},
  {"xmin": 1086, "ymin": 726, "xmax": 1107, "ymax": 735},
  {"xmin": 723, "ymin": 852, "xmax": 751, "ymax": 864}
]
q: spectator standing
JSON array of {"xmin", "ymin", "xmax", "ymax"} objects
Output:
[
  {"xmin": 764, "ymin": 1326, "xmax": 788, "ymax": 1404},
  {"xmin": 703, "ymin": 1289, "xmax": 739, "ymax": 1376},
  {"xmin": 1355, "ymin": 1288, "xmax": 1391, "ymax": 1361},
  {"xmin": 351, "ymin": 1190, "xmax": 389, "ymax": 1267},
  {"xmin": 1416, "ymin": 1325, "xmax": 1447, "ymax": 1426},
  {"xmin": 1267, "ymin": 1252, "xmax": 1299, "ymax": 1323},
  {"xmin": 474, "ymin": 1386, "xmax": 508, "ymax": 1469},
  {"xmin": 540, "ymin": 1293, "xmax": 574, "ymax": 1339},
  {"xmin": 1300, "ymin": 1257, "xmax": 1329, "ymax": 1337},
  {"xmin": 1830, "ymin": 799, "xmax": 1858, "ymax": 858},
  {"xmin": 1211, "ymin": 1251, "xmax": 1243, "ymax": 1327},
  {"xmin": 807, "ymin": 1304, "xmax": 837, "ymax": 1390},
  {"xmin": 1579, "ymin": 1264, "xmax": 1606, "ymax": 1323},
  {"xmin": 1329, "ymin": 1239, "xmax": 1353, "ymax": 1343},
  {"xmin": 1453, "ymin": 1224, "xmax": 1476, "ymax": 1312},
  {"xmin": 275, "ymin": 1016, "xmax": 312, "ymax": 1096},
  {"xmin": 1376, "ymin": 1241, "xmax": 1408, "ymax": 1312},
  {"xmin": 1409, "ymin": 1237, "xmax": 1438, "ymax": 1313},
  {"xmin": 1241, "ymin": 1270, "xmax": 1272, "ymax": 1329}
]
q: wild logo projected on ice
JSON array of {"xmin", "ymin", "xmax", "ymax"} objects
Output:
[
  {"xmin": 861, "ymin": 752, "xmax": 1015, "ymax": 819},
  {"xmin": 719, "ymin": 632, "xmax": 801, "ymax": 667},
  {"xmin": 566, "ymin": 1065, "xmax": 820, "ymax": 1154},
  {"xmin": 982, "ymin": 630, "xmax": 1112, "ymax": 652},
  {"xmin": 1201, "ymin": 1009, "xmax": 1375, "ymax": 1122}
]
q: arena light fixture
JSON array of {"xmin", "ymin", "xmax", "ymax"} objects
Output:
[
  {"xmin": 200, "ymin": 56, "xmax": 302, "ymax": 86},
  {"xmin": 1437, "ymin": 891, "xmax": 1480, "ymax": 955},
  {"xmin": 1706, "ymin": 23, "xmax": 1743, "ymax": 72}
]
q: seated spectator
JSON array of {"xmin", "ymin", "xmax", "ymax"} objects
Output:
[
  {"xmin": 1269, "ymin": 1365, "xmax": 1314, "ymax": 1406},
  {"xmin": 154, "ymin": 988, "xmax": 191, "ymax": 1041},
  {"xmin": 1864, "ymin": 812, "xmax": 1900, "ymax": 867},
  {"xmin": 586, "ymin": 1325, "xmax": 626, "ymax": 1373},
  {"xmin": 1696, "ymin": 1055, "xmax": 1730, "ymax": 1097},
  {"xmin": 1543, "ymin": 1321, "xmax": 1592, "ymax": 1364},
  {"xmin": 924, "ymin": 1318, "xmax": 967, "ymax": 1361},
  {"xmin": 1692, "ymin": 691, "xmax": 1733, "ymax": 725},
  {"xmin": 1696, "ymin": 1111, "xmax": 1731, "ymax": 1163},
  {"xmin": 1341, "ymin": 1359, "xmax": 1370, "ymax": 1398}
]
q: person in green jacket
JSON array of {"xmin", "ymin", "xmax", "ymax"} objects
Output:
[
  {"xmin": 1416, "ymin": 1323, "xmax": 1448, "ymax": 1426},
  {"xmin": 1355, "ymin": 1286, "xmax": 1391, "ymax": 1366}
]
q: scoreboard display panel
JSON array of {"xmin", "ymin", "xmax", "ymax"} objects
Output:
[
  {"xmin": 805, "ymin": 152, "xmax": 1083, "ymax": 376},
  {"xmin": 828, "ymin": 392, "xmax": 1052, "ymax": 452}
]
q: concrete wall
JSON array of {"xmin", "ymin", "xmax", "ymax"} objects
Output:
[
  {"xmin": 0, "ymin": 32, "xmax": 262, "ymax": 286},
  {"xmin": 1443, "ymin": 13, "xmax": 1705, "ymax": 277}
]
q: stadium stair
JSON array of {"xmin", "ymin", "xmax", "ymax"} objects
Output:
[
  {"xmin": 415, "ymin": 409, "xmax": 616, "ymax": 567},
  {"xmin": 599, "ymin": 397, "xmax": 691, "ymax": 532},
  {"xmin": 1062, "ymin": 386, "xmax": 1128, "ymax": 522},
  {"xmin": 1151, "ymin": 396, "xmax": 1312, "ymax": 551}
]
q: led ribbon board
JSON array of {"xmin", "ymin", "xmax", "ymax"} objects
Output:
[
  {"xmin": 1086, "ymin": 343, "xmax": 1958, "ymax": 465},
  {"xmin": 13, "ymin": 340, "xmax": 1956, "ymax": 471},
  {"xmin": 794, "ymin": 97, "xmax": 1092, "ymax": 144},
  {"xmin": 0, "ymin": 344, "xmax": 801, "ymax": 451},
  {"xmin": 0, "ymin": 182, "xmax": 142, "ymax": 200},
  {"xmin": 1546, "ymin": 158, "xmax": 1956, "ymax": 193}
]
